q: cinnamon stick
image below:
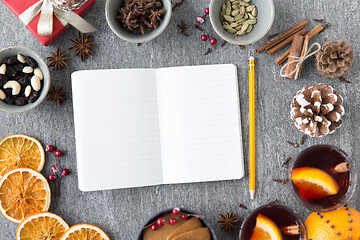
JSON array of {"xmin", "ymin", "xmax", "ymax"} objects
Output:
[
  {"xmin": 297, "ymin": 35, "xmax": 310, "ymax": 77},
  {"xmin": 281, "ymin": 225, "xmax": 301, "ymax": 235},
  {"xmin": 284, "ymin": 34, "xmax": 305, "ymax": 79},
  {"xmin": 256, "ymin": 19, "xmax": 308, "ymax": 53},
  {"xmin": 276, "ymin": 49, "xmax": 290, "ymax": 65},
  {"xmin": 335, "ymin": 162, "xmax": 351, "ymax": 173},
  {"xmin": 297, "ymin": 24, "xmax": 324, "ymax": 76},
  {"xmin": 276, "ymin": 24, "xmax": 324, "ymax": 65},
  {"xmin": 306, "ymin": 24, "xmax": 324, "ymax": 39},
  {"xmin": 267, "ymin": 28, "xmax": 307, "ymax": 55}
]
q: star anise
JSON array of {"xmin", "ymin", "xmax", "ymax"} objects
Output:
[
  {"xmin": 47, "ymin": 85, "xmax": 65, "ymax": 107},
  {"xmin": 46, "ymin": 47, "xmax": 69, "ymax": 71},
  {"xmin": 149, "ymin": 8, "xmax": 166, "ymax": 28},
  {"xmin": 217, "ymin": 212, "xmax": 238, "ymax": 232},
  {"xmin": 68, "ymin": 32, "xmax": 96, "ymax": 62}
]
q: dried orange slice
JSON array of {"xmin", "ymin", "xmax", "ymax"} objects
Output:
[
  {"xmin": 0, "ymin": 168, "xmax": 51, "ymax": 223},
  {"xmin": 16, "ymin": 212, "xmax": 69, "ymax": 240},
  {"xmin": 60, "ymin": 224, "xmax": 110, "ymax": 240},
  {"xmin": 291, "ymin": 167, "xmax": 339, "ymax": 200},
  {"xmin": 250, "ymin": 214, "xmax": 283, "ymax": 240},
  {"xmin": 0, "ymin": 134, "xmax": 45, "ymax": 178}
]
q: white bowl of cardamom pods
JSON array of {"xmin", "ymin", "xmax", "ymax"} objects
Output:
[{"xmin": 209, "ymin": 0, "xmax": 275, "ymax": 45}]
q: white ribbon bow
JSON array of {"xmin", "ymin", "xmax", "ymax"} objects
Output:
[
  {"xmin": 18, "ymin": 0, "xmax": 96, "ymax": 36},
  {"xmin": 280, "ymin": 42, "xmax": 321, "ymax": 80}
]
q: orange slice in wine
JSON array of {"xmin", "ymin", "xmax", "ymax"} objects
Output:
[
  {"xmin": 291, "ymin": 167, "xmax": 339, "ymax": 200},
  {"xmin": 250, "ymin": 214, "xmax": 283, "ymax": 240}
]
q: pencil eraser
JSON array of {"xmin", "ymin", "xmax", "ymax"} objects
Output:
[{"xmin": 249, "ymin": 56, "xmax": 255, "ymax": 60}]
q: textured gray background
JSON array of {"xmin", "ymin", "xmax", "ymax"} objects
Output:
[{"xmin": 0, "ymin": 0, "xmax": 359, "ymax": 239}]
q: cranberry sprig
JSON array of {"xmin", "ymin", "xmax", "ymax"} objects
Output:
[
  {"xmin": 46, "ymin": 141, "xmax": 70, "ymax": 197},
  {"xmin": 195, "ymin": 8, "xmax": 217, "ymax": 47},
  {"xmin": 144, "ymin": 208, "xmax": 204, "ymax": 231}
]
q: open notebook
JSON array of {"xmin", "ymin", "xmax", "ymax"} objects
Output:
[{"xmin": 72, "ymin": 64, "xmax": 244, "ymax": 191}]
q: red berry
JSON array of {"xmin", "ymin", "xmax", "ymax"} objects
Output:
[
  {"xmin": 196, "ymin": 16, "xmax": 204, "ymax": 24},
  {"xmin": 151, "ymin": 224, "xmax": 158, "ymax": 231},
  {"xmin": 210, "ymin": 38, "xmax": 217, "ymax": 45},
  {"xmin": 181, "ymin": 214, "xmax": 188, "ymax": 220},
  {"xmin": 62, "ymin": 168, "xmax": 70, "ymax": 176},
  {"xmin": 48, "ymin": 174, "xmax": 56, "ymax": 182},
  {"xmin": 204, "ymin": 8, "xmax": 209, "ymax": 15},
  {"xmin": 169, "ymin": 218, "xmax": 177, "ymax": 225},
  {"xmin": 201, "ymin": 34, "xmax": 208, "ymax": 41},
  {"xmin": 156, "ymin": 218, "xmax": 165, "ymax": 227},
  {"xmin": 51, "ymin": 165, "xmax": 57, "ymax": 172},
  {"xmin": 172, "ymin": 208, "xmax": 181, "ymax": 215},
  {"xmin": 46, "ymin": 145, "xmax": 54, "ymax": 152},
  {"xmin": 55, "ymin": 150, "xmax": 63, "ymax": 157}
]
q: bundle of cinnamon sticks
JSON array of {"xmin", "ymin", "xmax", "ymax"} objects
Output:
[{"xmin": 256, "ymin": 19, "xmax": 326, "ymax": 80}]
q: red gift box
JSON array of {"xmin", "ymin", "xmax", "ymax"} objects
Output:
[{"xmin": 1, "ymin": 0, "xmax": 95, "ymax": 46}]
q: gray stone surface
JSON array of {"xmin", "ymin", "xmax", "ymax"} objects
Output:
[{"xmin": 0, "ymin": 0, "xmax": 359, "ymax": 239}]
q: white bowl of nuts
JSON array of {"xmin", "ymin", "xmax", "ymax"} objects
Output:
[
  {"xmin": 209, "ymin": 0, "xmax": 275, "ymax": 45},
  {"xmin": 0, "ymin": 47, "xmax": 51, "ymax": 113}
]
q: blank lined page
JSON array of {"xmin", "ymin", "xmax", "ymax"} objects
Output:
[
  {"xmin": 155, "ymin": 64, "xmax": 244, "ymax": 184},
  {"xmin": 72, "ymin": 69, "xmax": 163, "ymax": 191}
]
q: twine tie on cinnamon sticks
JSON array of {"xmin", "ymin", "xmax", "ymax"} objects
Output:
[{"xmin": 280, "ymin": 42, "xmax": 321, "ymax": 80}]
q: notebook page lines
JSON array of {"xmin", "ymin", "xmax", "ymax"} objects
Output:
[
  {"xmin": 72, "ymin": 69, "xmax": 163, "ymax": 191},
  {"xmin": 155, "ymin": 64, "xmax": 244, "ymax": 184}
]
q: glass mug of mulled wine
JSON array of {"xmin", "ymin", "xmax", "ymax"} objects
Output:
[
  {"xmin": 239, "ymin": 204, "xmax": 307, "ymax": 240},
  {"xmin": 288, "ymin": 144, "xmax": 357, "ymax": 212}
]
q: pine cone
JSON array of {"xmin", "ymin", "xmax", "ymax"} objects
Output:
[
  {"xmin": 50, "ymin": 0, "xmax": 87, "ymax": 10},
  {"xmin": 315, "ymin": 40, "xmax": 354, "ymax": 78},
  {"xmin": 291, "ymin": 83, "xmax": 344, "ymax": 137}
]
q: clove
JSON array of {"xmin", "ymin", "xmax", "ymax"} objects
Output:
[
  {"xmin": 238, "ymin": 203, "xmax": 248, "ymax": 209},
  {"xmin": 300, "ymin": 134, "xmax": 306, "ymax": 145},
  {"xmin": 204, "ymin": 48, "xmax": 212, "ymax": 55},
  {"xmin": 273, "ymin": 179, "xmax": 289, "ymax": 184},
  {"xmin": 287, "ymin": 141, "xmax": 299, "ymax": 148},
  {"xmin": 267, "ymin": 33, "xmax": 279, "ymax": 39},
  {"xmin": 339, "ymin": 76, "xmax": 351, "ymax": 83},
  {"xmin": 172, "ymin": 0, "xmax": 185, "ymax": 11},
  {"xmin": 282, "ymin": 156, "xmax": 293, "ymax": 167}
]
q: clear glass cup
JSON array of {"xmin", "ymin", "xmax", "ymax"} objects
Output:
[
  {"xmin": 239, "ymin": 204, "xmax": 307, "ymax": 240},
  {"xmin": 288, "ymin": 144, "xmax": 357, "ymax": 212},
  {"xmin": 51, "ymin": 0, "xmax": 88, "ymax": 11}
]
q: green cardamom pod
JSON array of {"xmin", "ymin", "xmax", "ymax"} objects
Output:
[
  {"xmin": 234, "ymin": 14, "xmax": 244, "ymax": 21},
  {"xmin": 246, "ymin": 24, "xmax": 253, "ymax": 33},
  {"xmin": 251, "ymin": 7, "xmax": 257, "ymax": 17},
  {"xmin": 245, "ymin": 19, "xmax": 257, "ymax": 25},
  {"xmin": 224, "ymin": 15, "xmax": 235, "ymax": 22},
  {"xmin": 231, "ymin": 9, "xmax": 240, "ymax": 16},
  {"xmin": 222, "ymin": 3, "xmax": 226, "ymax": 13},
  {"xmin": 236, "ymin": 30, "xmax": 245, "ymax": 35},
  {"xmin": 246, "ymin": 5, "xmax": 255, "ymax": 12},
  {"xmin": 232, "ymin": 4, "xmax": 239, "ymax": 9},
  {"xmin": 241, "ymin": 22, "xmax": 249, "ymax": 32},
  {"xmin": 227, "ymin": 28, "xmax": 237, "ymax": 33}
]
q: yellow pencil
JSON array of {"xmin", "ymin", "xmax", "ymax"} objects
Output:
[{"xmin": 249, "ymin": 56, "xmax": 256, "ymax": 200}]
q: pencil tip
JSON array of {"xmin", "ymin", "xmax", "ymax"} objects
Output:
[
  {"xmin": 249, "ymin": 56, "xmax": 255, "ymax": 61},
  {"xmin": 250, "ymin": 190, "xmax": 255, "ymax": 200}
]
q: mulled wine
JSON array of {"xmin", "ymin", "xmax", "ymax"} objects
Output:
[
  {"xmin": 239, "ymin": 204, "xmax": 307, "ymax": 240},
  {"xmin": 289, "ymin": 145, "xmax": 356, "ymax": 212}
]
